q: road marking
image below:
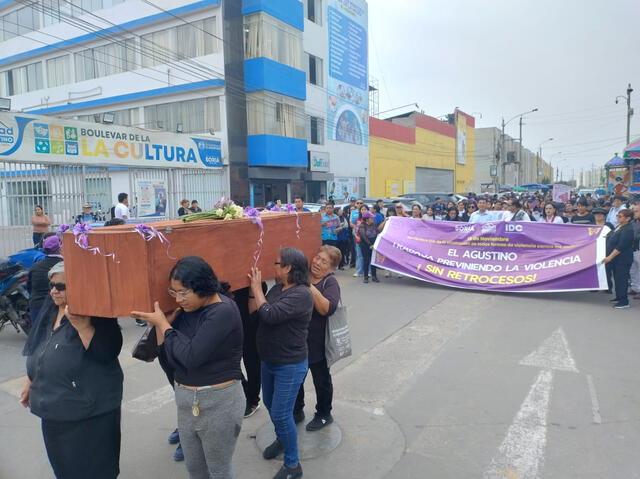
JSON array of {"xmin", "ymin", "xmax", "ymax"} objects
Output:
[
  {"xmin": 586, "ymin": 374, "xmax": 602, "ymax": 424},
  {"xmin": 123, "ymin": 384, "xmax": 174, "ymax": 415},
  {"xmin": 484, "ymin": 328, "xmax": 580, "ymax": 479},
  {"xmin": 333, "ymin": 292, "xmax": 492, "ymax": 409},
  {"xmin": 519, "ymin": 327, "xmax": 578, "ymax": 373},
  {"xmin": 484, "ymin": 369, "xmax": 554, "ymax": 479}
]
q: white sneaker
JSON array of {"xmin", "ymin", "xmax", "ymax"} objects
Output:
[{"xmin": 353, "ymin": 272, "xmax": 360, "ymax": 277}]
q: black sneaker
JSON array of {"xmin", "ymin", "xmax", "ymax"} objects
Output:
[
  {"xmin": 263, "ymin": 439, "xmax": 283, "ymax": 460},
  {"xmin": 614, "ymin": 302, "xmax": 630, "ymax": 309},
  {"xmin": 363, "ymin": 278, "xmax": 369, "ymax": 284},
  {"xmin": 293, "ymin": 409, "xmax": 305, "ymax": 424},
  {"xmin": 371, "ymin": 277, "xmax": 380, "ymax": 283},
  {"xmin": 244, "ymin": 403, "xmax": 260, "ymax": 418},
  {"xmin": 273, "ymin": 463, "xmax": 303, "ymax": 479},
  {"xmin": 609, "ymin": 298, "xmax": 620, "ymax": 302},
  {"xmin": 305, "ymin": 413, "xmax": 333, "ymax": 431}
]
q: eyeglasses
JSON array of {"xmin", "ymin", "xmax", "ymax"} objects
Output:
[
  {"xmin": 167, "ymin": 288, "xmax": 191, "ymax": 299},
  {"xmin": 355, "ymin": 202, "xmax": 363, "ymax": 206},
  {"xmin": 49, "ymin": 282, "xmax": 66, "ymax": 292}
]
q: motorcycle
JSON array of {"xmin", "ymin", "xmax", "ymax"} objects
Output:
[{"xmin": 0, "ymin": 249, "xmax": 42, "ymax": 335}]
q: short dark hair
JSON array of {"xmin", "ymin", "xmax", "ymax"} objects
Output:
[
  {"xmin": 104, "ymin": 218, "xmax": 125, "ymax": 226},
  {"xmin": 191, "ymin": 200, "xmax": 198, "ymax": 204},
  {"xmin": 280, "ymin": 248, "xmax": 310, "ymax": 286},
  {"xmin": 618, "ymin": 208, "xmax": 633, "ymax": 220},
  {"xmin": 512, "ymin": 200, "xmax": 522, "ymax": 209},
  {"xmin": 294, "ymin": 195, "xmax": 304, "ymax": 202},
  {"xmin": 169, "ymin": 256, "xmax": 225, "ymax": 297},
  {"xmin": 117, "ymin": 193, "xmax": 128, "ymax": 203},
  {"xmin": 35, "ymin": 204, "xmax": 43, "ymax": 210}
]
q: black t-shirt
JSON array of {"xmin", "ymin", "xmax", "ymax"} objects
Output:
[
  {"xmin": 256, "ymin": 284, "xmax": 313, "ymax": 364},
  {"xmin": 160, "ymin": 295, "xmax": 243, "ymax": 387},
  {"xmin": 571, "ymin": 213, "xmax": 595, "ymax": 225},
  {"xmin": 606, "ymin": 223, "xmax": 634, "ymax": 263},
  {"xmin": 178, "ymin": 207, "xmax": 190, "ymax": 216},
  {"xmin": 308, "ymin": 275, "xmax": 341, "ymax": 364}
]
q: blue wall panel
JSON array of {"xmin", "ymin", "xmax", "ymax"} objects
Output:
[
  {"xmin": 242, "ymin": 0, "xmax": 304, "ymax": 31},
  {"xmin": 247, "ymin": 135, "xmax": 307, "ymax": 167},
  {"xmin": 244, "ymin": 58, "xmax": 306, "ymax": 101}
]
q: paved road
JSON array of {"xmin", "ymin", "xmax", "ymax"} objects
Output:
[{"xmin": 0, "ymin": 271, "xmax": 638, "ymax": 478}]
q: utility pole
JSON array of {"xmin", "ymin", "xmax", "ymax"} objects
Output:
[
  {"xmin": 627, "ymin": 83, "xmax": 633, "ymax": 145},
  {"xmin": 616, "ymin": 84, "xmax": 634, "ymax": 145},
  {"xmin": 518, "ymin": 116, "xmax": 523, "ymax": 186},
  {"xmin": 501, "ymin": 118, "xmax": 505, "ymax": 191}
]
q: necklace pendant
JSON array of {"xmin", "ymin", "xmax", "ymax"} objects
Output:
[{"xmin": 192, "ymin": 404, "xmax": 200, "ymax": 416}]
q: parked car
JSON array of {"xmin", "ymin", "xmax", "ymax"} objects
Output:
[{"xmin": 398, "ymin": 192, "xmax": 466, "ymax": 206}]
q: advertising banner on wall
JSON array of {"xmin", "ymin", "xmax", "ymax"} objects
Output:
[
  {"xmin": 327, "ymin": 0, "xmax": 369, "ymax": 146},
  {"xmin": 456, "ymin": 114, "xmax": 467, "ymax": 165},
  {"xmin": 0, "ymin": 112, "xmax": 222, "ymax": 169},
  {"xmin": 373, "ymin": 218, "xmax": 608, "ymax": 292},
  {"xmin": 607, "ymin": 168, "xmax": 630, "ymax": 195},
  {"xmin": 328, "ymin": 177, "xmax": 361, "ymax": 201},
  {"xmin": 552, "ymin": 183, "xmax": 571, "ymax": 203},
  {"xmin": 136, "ymin": 179, "xmax": 168, "ymax": 217}
]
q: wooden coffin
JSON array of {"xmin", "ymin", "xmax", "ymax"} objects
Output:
[{"xmin": 62, "ymin": 213, "xmax": 321, "ymax": 317}]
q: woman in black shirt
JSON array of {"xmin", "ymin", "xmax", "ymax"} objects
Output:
[
  {"xmin": 602, "ymin": 209, "xmax": 634, "ymax": 309},
  {"xmin": 293, "ymin": 245, "xmax": 342, "ymax": 431},
  {"xmin": 132, "ymin": 256, "xmax": 244, "ymax": 479},
  {"xmin": 22, "ymin": 262, "xmax": 123, "ymax": 479},
  {"xmin": 248, "ymin": 248, "xmax": 313, "ymax": 479}
]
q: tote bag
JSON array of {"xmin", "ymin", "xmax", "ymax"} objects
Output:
[{"xmin": 325, "ymin": 299, "xmax": 352, "ymax": 367}]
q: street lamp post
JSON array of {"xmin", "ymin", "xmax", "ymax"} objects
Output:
[
  {"xmin": 537, "ymin": 138, "xmax": 554, "ymax": 183},
  {"xmin": 501, "ymin": 108, "xmax": 538, "ymax": 189},
  {"xmin": 549, "ymin": 152, "xmax": 563, "ymax": 182},
  {"xmin": 616, "ymin": 83, "xmax": 634, "ymax": 145}
]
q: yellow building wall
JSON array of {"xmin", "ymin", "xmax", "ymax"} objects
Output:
[{"xmin": 369, "ymin": 121, "xmax": 476, "ymax": 197}]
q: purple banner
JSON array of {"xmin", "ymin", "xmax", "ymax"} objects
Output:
[{"xmin": 372, "ymin": 218, "xmax": 608, "ymax": 292}]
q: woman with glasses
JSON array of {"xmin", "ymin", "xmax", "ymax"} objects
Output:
[
  {"xmin": 248, "ymin": 248, "xmax": 313, "ymax": 479},
  {"xmin": 21, "ymin": 262, "xmax": 123, "ymax": 479},
  {"xmin": 461, "ymin": 202, "xmax": 477, "ymax": 222},
  {"xmin": 443, "ymin": 207, "xmax": 461, "ymax": 222},
  {"xmin": 132, "ymin": 256, "xmax": 244, "ymax": 478}
]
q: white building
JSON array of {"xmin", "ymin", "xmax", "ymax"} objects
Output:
[{"xmin": 0, "ymin": 0, "xmax": 369, "ymax": 252}]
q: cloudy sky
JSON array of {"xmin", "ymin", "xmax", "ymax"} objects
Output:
[{"xmin": 368, "ymin": 0, "xmax": 639, "ymax": 181}]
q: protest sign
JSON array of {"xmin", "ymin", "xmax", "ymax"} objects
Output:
[{"xmin": 372, "ymin": 218, "xmax": 607, "ymax": 292}]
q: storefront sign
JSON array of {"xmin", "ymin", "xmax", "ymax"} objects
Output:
[
  {"xmin": 0, "ymin": 112, "xmax": 222, "ymax": 169},
  {"xmin": 373, "ymin": 219, "xmax": 608, "ymax": 292},
  {"xmin": 310, "ymin": 151, "xmax": 330, "ymax": 172}
]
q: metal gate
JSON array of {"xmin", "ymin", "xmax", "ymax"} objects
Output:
[
  {"xmin": 415, "ymin": 167, "xmax": 455, "ymax": 192},
  {"xmin": 0, "ymin": 160, "xmax": 228, "ymax": 257}
]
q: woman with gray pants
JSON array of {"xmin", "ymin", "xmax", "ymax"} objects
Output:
[{"xmin": 132, "ymin": 256, "xmax": 244, "ymax": 478}]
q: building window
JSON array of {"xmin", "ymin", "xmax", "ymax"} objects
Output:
[
  {"xmin": 46, "ymin": 55, "xmax": 70, "ymax": 88},
  {"xmin": 141, "ymin": 17, "xmax": 217, "ymax": 68},
  {"xmin": 306, "ymin": 53, "xmax": 323, "ymax": 87},
  {"xmin": 75, "ymin": 39, "xmax": 136, "ymax": 82},
  {"xmin": 307, "ymin": 0, "xmax": 322, "ymax": 25},
  {"xmin": 0, "ymin": 61, "xmax": 43, "ymax": 96},
  {"xmin": 144, "ymin": 97, "xmax": 220, "ymax": 133},
  {"xmin": 246, "ymin": 91, "xmax": 305, "ymax": 139},
  {"xmin": 307, "ymin": 116, "xmax": 324, "ymax": 145},
  {"xmin": 244, "ymin": 12, "xmax": 303, "ymax": 70}
]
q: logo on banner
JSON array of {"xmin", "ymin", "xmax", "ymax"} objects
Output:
[
  {"xmin": 33, "ymin": 122, "xmax": 78, "ymax": 156},
  {"xmin": 506, "ymin": 224, "xmax": 524, "ymax": 232},
  {"xmin": 0, "ymin": 120, "xmax": 15, "ymax": 145},
  {"xmin": 191, "ymin": 138, "xmax": 222, "ymax": 168}
]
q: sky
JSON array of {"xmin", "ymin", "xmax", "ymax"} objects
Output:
[{"xmin": 367, "ymin": 0, "xmax": 639, "ymax": 181}]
